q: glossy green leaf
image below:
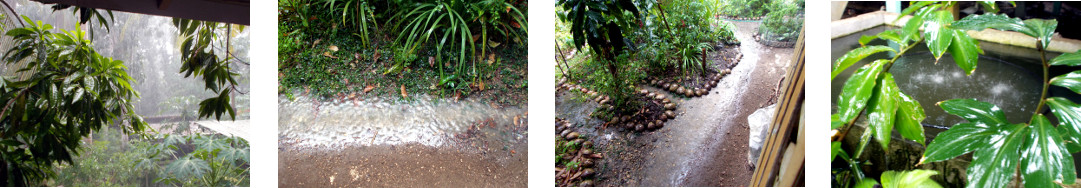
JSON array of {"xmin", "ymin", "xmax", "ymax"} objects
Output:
[
  {"xmin": 854, "ymin": 178, "xmax": 880, "ymax": 188},
  {"xmin": 867, "ymin": 73, "xmax": 899, "ymax": 149},
  {"xmin": 877, "ymin": 30, "xmax": 905, "ymax": 45},
  {"xmin": 924, "ymin": 10, "xmax": 954, "ymax": 61},
  {"xmin": 922, "ymin": 122, "xmax": 995, "ymax": 163},
  {"xmin": 1058, "ymin": 125, "xmax": 1081, "ymax": 153},
  {"xmin": 1046, "ymin": 97, "xmax": 1081, "ymax": 153},
  {"xmin": 831, "ymin": 141, "xmax": 842, "ymax": 161},
  {"xmin": 1051, "ymin": 70, "xmax": 1081, "ymax": 94},
  {"xmin": 1022, "ymin": 19, "xmax": 1057, "ymax": 49},
  {"xmin": 902, "ymin": 16, "xmax": 924, "ymax": 43},
  {"xmin": 895, "ymin": 1, "xmax": 934, "ymax": 23},
  {"xmin": 831, "ymin": 46, "xmax": 894, "ymax": 81},
  {"xmin": 937, "ymin": 98, "xmax": 1009, "ymax": 125},
  {"xmin": 1021, "ymin": 114, "xmax": 1076, "ymax": 188},
  {"xmin": 881, "ymin": 170, "xmax": 944, "ymax": 188},
  {"xmin": 967, "ymin": 123, "xmax": 1027, "ymax": 188},
  {"xmin": 836, "ymin": 60, "xmax": 889, "ymax": 125},
  {"xmin": 1050, "ymin": 50, "xmax": 1081, "ymax": 66},
  {"xmin": 947, "ymin": 29, "xmax": 983, "ymax": 75},
  {"xmin": 951, "ymin": 13, "xmax": 1027, "ymax": 33},
  {"xmin": 894, "ymin": 91, "xmax": 926, "ymax": 145},
  {"xmin": 979, "ymin": 1, "xmax": 1000, "ymax": 13},
  {"xmin": 859, "ymin": 35, "xmax": 878, "ymax": 47},
  {"xmin": 832, "ymin": 113, "xmax": 844, "ymax": 129}
]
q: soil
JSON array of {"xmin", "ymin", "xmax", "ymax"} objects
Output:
[
  {"xmin": 279, "ymin": 142, "xmax": 527, "ymax": 188},
  {"xmin": 555, "ymin": 20, "xmax": 794, "ymax": 187}
]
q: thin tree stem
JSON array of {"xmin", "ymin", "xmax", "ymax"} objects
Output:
[{"xmin": 1034, "ymin": 43, "xmax": 1050, "ymax": 118}]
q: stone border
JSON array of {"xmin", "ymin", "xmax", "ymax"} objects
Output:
[{"xmin": 754, "ymin": 32, "xmax": 797, "ymax": 48}]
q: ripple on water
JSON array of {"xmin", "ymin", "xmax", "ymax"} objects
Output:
[{"xmin": 278, "ymin": 95, "xmax": 525, "ymax": 149}]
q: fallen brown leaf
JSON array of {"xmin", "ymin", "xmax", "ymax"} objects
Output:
[
  {"xmin": 329, "ymin": 45, "xmax": 339, "ymax": 52},
  {"xmin": 487, "ymin": 53, "xmax": 495, "ymax": 65},
  {"xmin": 477, "ymin": 81, "xmax": 485, "ymax": 91},
  {"xmin": 429, "ymin": 56, "xmax": 435, "ymax": 67},
  {"xmin": 373, "ymin": 50, "xmax": 381, "ymax": 61},
  {"xmin": 400, "ymin": 85, "xmax": 408, "ymax": 98},
  {"xmin": 363, "ymin": 85, "xmax": 375, "ymax": 93},
  {"xmin": 323, "ymin": 51, "xmax": 338, "ymax": 58}
]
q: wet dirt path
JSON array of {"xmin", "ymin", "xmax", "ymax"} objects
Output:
[
  {"xmin": 641, "ymin": 20, "xmax": 792, "ymax": 186},
  {"xmin": 278, "ymin": 95, "xmax": 528, "ymax": 187},
  {"xmin": 558, "ymin": 20, "xmax": 792, "ymax": 186}
]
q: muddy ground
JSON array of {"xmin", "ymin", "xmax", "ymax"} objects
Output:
[{"xmin": 556, "ymin": 20, "xmax": 793, "ymax": 186}]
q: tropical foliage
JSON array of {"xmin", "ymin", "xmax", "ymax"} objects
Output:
[
  {"xmin": 278, "ymin": 0, "xmax": 528, "ymax": 100},
  {"xmin": 53, "ymin": 128, "xmax": 249, "ymax": 187},
  {"xmin": 831, "ymin": 1, "xmax": 1081, "ymax": 187}
]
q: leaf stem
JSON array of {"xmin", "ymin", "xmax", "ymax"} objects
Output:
[{"xmin": 1034, "ymin": 42, "xmax": 1050, "ymax": 118}]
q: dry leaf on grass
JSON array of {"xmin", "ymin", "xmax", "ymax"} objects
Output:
[
  {"xmin": 363, "ymin": 85, "xmax": 376, "ymax": 93},
  {"xmin": 487, "ymin": 54, "xmax": 495, "ymax": 65},
  {"xmin": 329, "ymin": 45, "xmax": 339, "ymax": 52},
  {"xmin": 322, "ymin": 51, "xmax": 338, "ymax": 59},
  {"xmin": 429, "ymin": 57, "xmax": 435, "ymax": 67},
  {"xmin": 400, "ymin": 85, "xmax": 408, "ymax": 98}
]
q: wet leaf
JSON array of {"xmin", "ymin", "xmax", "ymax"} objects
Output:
[
  {"xmin": 937, "ymin": 98, "xmax": 1009, "ymax": 125},
  {"xmin": 831, "ymin": 113, "xmax": 843, "ymax": 129},
  {"xmin": 1022, "ymin": 19, "xmax": 1057, "ymax": 49},
  {"xmin": 894, "ymin": 91, "xmax": 926, "ymax": 145},
  {"xmin": 831, "ymin": 46, "xmax": 894, "ymax": 81},
  {"xmin": 1046, "ymin": 97, "xmax": 1081, "ymax": 153},
  {"xmin": 952, "ymin": 13, "xmax": 1027, "ymax": 32},
  {"xmin": 968, "ymin": 123, "xmax": 1027, "ymax": 188},
  {"xmin": 922, "ymin": 122, "xmax": 995, "ymax": 163},
  {"xmin": 881, "ymin": 170, "xmax": 943, "ymax": 188},
  {"xmin": 923, "ymin": 10, "xmax": 954, "ymax": 61},
  {"xmin": 860, "ymin": 30, "xmax": 904, "ymax": 47},
  {"xmin": 1022, "ymin": 114, "xmax": 1076, "ymax": 187},
  {"xmin": 948, "ymin": 29, "xmax": 983, "ymax": 75},
  {"xmin": 901, "ymin": 16, "xmax": 923, "ymax": 43},
  {"xmin": 1051, "ymin": 71, "xmax": 1081, "ymax": 94},
  {"xmin": 836, "ymin": 60, "xmax": 889, "ymax": 127},
  {"xmin": 866, "ymin": 73, "xmax": 899, "ymax": 149},
  {"xmin": 1050, "ymin": 50, "xmax": 1081, "ymax": 66},
  {"xmin": 831, "ymin": 141, "xmax": 842, "ymax": 161}
]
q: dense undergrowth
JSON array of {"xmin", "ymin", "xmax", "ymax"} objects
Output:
[
  {"xmin": 757, "ymin": 0, "xmax": 804, "ymax": 42},
  {"xmin": 278, "ymin": 0, "xmax": 528, "ymax": 106},
  {"xmin": 52, "ymin": 127, "xmax": 249, "ymax": 187}
]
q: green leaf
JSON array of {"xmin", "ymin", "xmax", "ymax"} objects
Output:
[
  {"xmin": 836, "ymin": 60, "xmax": 889, "ymax": 125},
  {"xmin": 922, "ymin": 122, "xmax": 995, "ymax": 163},
  {"xmin": 881, "ymin": 170, "xmax": 944, "ymax": 188},
  {"xmin": 894, "ymin": 91, "xmax": 926, "ymax": 145},
  {"xmin": 937, "ymin": 98, "xmax": 1009, "ymax": 125},
  {"xmin": 858, "ymin": 35, "xmax": 878, "ymax": 47},
  {"xmin": 831, "ymin": 141, "xmax": 842, "ymax": 161},
  {"xmin": 867, "ymin": 73, "xmax": 899, "ymax": 149},
  {"xmin": 902, "ymin": 16, "xmax": 924, "ymax": 43},
  {"xmin": 967, "ymin": 123, "xmax": 1027, "ymax": 188},
  {"xmin": 1046, "ymin": 97, "xmax": 1081, "ymax": 153},
  {"xmin": 831, "ymin": 45, "xmax": 894, "ymax": 81},
  {"xmin": 979, "ymin": 1, "xmax": 1000, "ymax": 13},
  {"xmin": 165, "ymin": 155, "xmax": 210, "ymax": 180},
  {"xmin": 1022, "ymin": 19, "xmax": 1057, "ymax": 49},
  {"xmin": 831, "ymin": 113, "xmax": 844, "ymax": 129},
  {"xmin": 947, "ymin": 29, "xmax": 983, "ymax": 75},
  {"xmin": 1050, "ymin": 50, "xmax": 1081, "ymax": 66},
  {"xmin": 1051, "ymin": 70, "xmax": 1081, "ymax": 94},
  {"xmin": 951, "ymin": 13, "xmax": 1027, "ymax": 33},
  {"xmin": 1021, "ymin": 114, "xmax": 1076, "ymax": 188},
  {"xmin": 854, "ymin": 178, "xmax": 880, "ymax": 188},
  {"xmin": 924, "ymin": 10, "xmax": 954, "ymax": 61}
]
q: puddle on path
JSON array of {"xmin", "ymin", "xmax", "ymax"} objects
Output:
[{"xmin": 279, "ymin": 95, "xmax": 528, "ymax": 187}]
